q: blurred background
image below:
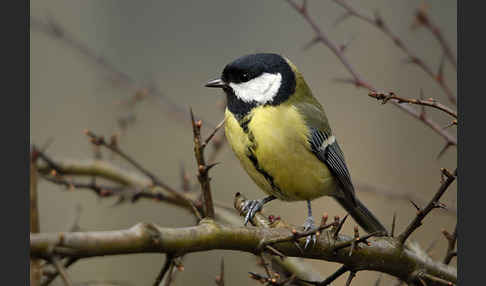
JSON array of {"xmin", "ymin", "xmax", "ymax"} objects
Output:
[{"xmin": 30, "ymin": 0, "xmax": 457, "ymax": 285}]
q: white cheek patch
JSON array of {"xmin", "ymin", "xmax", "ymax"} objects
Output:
[{"xmin": 229, "ymin": 72, "xmax": 282, "ymax": 104}]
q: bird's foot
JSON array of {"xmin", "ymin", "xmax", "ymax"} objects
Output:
[
  {"xmin": 302, "ymin": 215, "xmax": 317, "ymax": 249},
  {"xmin": 242, "ymin": 199, "xmax": 265, "ymax": 226}
]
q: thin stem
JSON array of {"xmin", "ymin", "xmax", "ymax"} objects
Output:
[
  {"xmin": 332, "ymin": 0, "xmax": 457, "ymax": 105},
  {"xmin": 398, "ymin": 169, "xmax": 457, "ymax": 244},
  {"xmin": 285, "ymin": 0, "xmax": 457, "ymax": 147},
  {"xmin": 50, "ymin": 257, "xmax": 73, "ymax": 286},
  {"xmin": 368, "ymin": 91, "xmax": 457, "ymax": 119},
  {"xmin": 153, "ymin": 255, "xmax": 174, "ymax": 286}
]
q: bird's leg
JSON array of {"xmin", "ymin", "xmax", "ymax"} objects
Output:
[
  {"xmin": 302, "ymin": 200, "xmax": 317, "ymax": 249},
  {"xmin": 242, "ymin": 195, "xmax": 276, "ymax": 225}
]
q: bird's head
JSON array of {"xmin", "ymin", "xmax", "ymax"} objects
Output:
[{"xmin": 205, "ymin": 53, "xmax": 297, "ymax": 118}]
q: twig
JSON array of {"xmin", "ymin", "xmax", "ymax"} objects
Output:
[
  {"xmin": 285, "ymin": 0, "xmax": 457, "ymax": 148},
  {"xmin": 190, "ymin": 109, "xmax": 217, "ymax": 218},
  {"xmin": 442, "ymin": 226, "xmax": 457, "ymax": 265},
  {"xmin": 83, "ymin": 130, "xmax": 202, "ymax": 218},
  {"xmin": 153, "ymin": 255, "xmax": 174, "ymax": 286},
  {"xmin": 374, "ymin": 273, "xmax": 383, "ymax": 286},
  {"xmin": 41, "ymin": 258, "xmax": 78, "ymax": 286},
  {"xmin": 368, "ymin": 91, "xmax": 457, "ymax": 119},
  {"xmin": 260, "ymin": 222, "xmax": 335, "ymax": 249},
  {"xmin": 356, "ymin": 182, "xmax": 456, "ymax": 216},
  {"xmin": 35, "ymin": 157, "xmax": 326, "ymax": 283},
  {"xmin": 215, "ymin": 257, "xmax": 225, "ymax": 286},
  {"xmin": 333, "ymin": 215, "xmax": 348, "ymax": 240},
  {"xmin": 345, "ymin": 270, "xmax": 356, "ymax": 286},
  {"xmin": 50, "ymin": 257, "xmax": 73, "ymax": 286},
  {"xmin": 332, "ymin": 231, "xmax": 380, "ymax": 252},
  {"xmin": 29, "ymin": 16, "xmax": 193, "ymax": 126},
  {"xmin": 415, "ymin": 271, "xmax": 456, "ymax": 286},
  {"xmin": 390, "ymin": 212, "xmax": 397, "ymax": 237},
  {"xmin": 331, "ymin": 0, "xmax": 457, "ymax": 105},
  {"xmin": 317, "ymin": 265, "xmax": 349, "ymax": 286},
  {"xmin": 40, "ymin": 174, "xmax": 173, "ymax": 206},
  {"xmin": 398, "ymin": 169, "xmax": 457, "ymax": 244},
  {"xmin": 414, "ymin": 5, "xmax": 457, "ymax": 69}
]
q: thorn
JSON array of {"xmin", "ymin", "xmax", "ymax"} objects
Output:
[
  {"xmin": 391, "ymin": 212, "xmax": 397, "ymax": 237},
  {"xmin": 293, "ymin": 241, "xmax": 304, "ymax": 255},
  {"xmin": 414, "ymin": 3, "xmax": 430, "ymax": 28},
  {"xmin": 409, "ymin": 200, "xmax": 421, "ymax": 212},
  {"xmin": 402, "ymin": 56, "xmax": 420, "ymax": 65},
  {"xmin": 437, "ymin": 142, "xmax": 453, "ymax": 159},
  {"xmin": 333, "ymin": 214, "xmax": 348, "ymax": 239},
  {"xmin": 339, "ymin": 35, "xmax": 357, "ymax": 53},
  {"xmin": 432, "ymin": 201, "xmax": 447, "ymax": 210},
  {"xmin": 345, "ymin": 270, "xmax": 357, "ymax": 286},
  {"xmin": 373, "ymin": 10, "xmax": 384, "ymax": 28},
  {"xmin": 205, "ymin": 162, "xmax": 220, "ymax": 172}
]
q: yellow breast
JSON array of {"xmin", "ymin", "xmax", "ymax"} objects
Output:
[{"xmin": 224, "ymin": 105, "xmax": 337, "ymax": 201}]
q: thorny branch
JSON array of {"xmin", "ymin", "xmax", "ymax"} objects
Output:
[
  {"xmin": 153, "ymin": 255, "xmax": 173, "ymax": 286},
  {"xmin": 398, "ymin": 168, "xmax": 457, "ymax": 244},
  {"xmin": 83, "ymin": 130, "xmax": 202, "ymax": 218},
  {"xmin": 331, "ymin": 0, "xmax": 457, "ymax": 105},
  {"xmin": 31, "ymin": 3, "xmax": 457, "ymax": 285},
  {"xmin": 30, "ymin": 193, "xmax": 457, "ymax": 286},
  {"xmin": 29, "ymin": 16, "xmax": 192, "ymax": 127},
  {"xmin": 356, "ymin": 182, "xmax": 456, "ymax": 217},
  {"xmin": 442, "ymin": 226, "xmax": 457, "ymax": 265},
  {"xmin": 285, "ymin": 0, "xmax": 457, "ymax": 151},
  {"xmin": 50, "ymin": 257, "xmax": 73, "ymax": 286},
  {"xmin": 414, "ymin": 5, "xmax": 457, "ymax": 70},
  {"xmin": 190, "ymin": 110, "xmax": 224, "ymax": 218},
  {"xmin": 33, "ymin": 152, "xmax": 457, "ymax": 285},
  {"xmin": 368, "ymin": 91, "xmax": 457, "ymax": 119},
  {"xmin": 34, "ymin": 146, "xmax": 326, "ymax": 283}
]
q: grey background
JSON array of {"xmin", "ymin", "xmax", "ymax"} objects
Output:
[{"xmin": 30, "ymin": 0, "xmax": 457, "ymax": 285}]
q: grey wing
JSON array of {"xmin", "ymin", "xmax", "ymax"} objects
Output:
[{"xmin": 309, "ymin": 128, "xmax": 357, "ymax": 205}]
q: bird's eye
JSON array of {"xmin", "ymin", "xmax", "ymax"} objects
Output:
[{"xmin": 241, "ymin": 73, "xmax": 249, "ymax": 82}]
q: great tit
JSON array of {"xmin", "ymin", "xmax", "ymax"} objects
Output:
[{"xmin": 205, "ymin": 53, "xmax": 387, "ymax": 246}]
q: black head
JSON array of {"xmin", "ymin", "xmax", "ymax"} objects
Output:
[{"xmin": 205, "ymin": 53, "xmax": 296, "ymax": 119}]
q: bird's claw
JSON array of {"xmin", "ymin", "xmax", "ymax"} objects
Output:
[
  {"xmin": 242, "ymin": 199, "xmax": 265, "ymax": 226},
  {"xmin": 303, "ymin": 216, "xmax": 317, "ymax": 249}
]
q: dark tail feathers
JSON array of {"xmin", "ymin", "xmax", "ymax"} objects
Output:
[{"xmin": 334, "ymin": 196, "xmax": 388, "ymax": 235}]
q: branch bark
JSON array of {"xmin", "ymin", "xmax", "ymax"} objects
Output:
[
  {"xmin": 35, "ymin": 156, "xmax": 325, "ymax": 283},
  {"xmin": 30, "ymin": 216, "xmax": 456, "ymax": 285},
  {"xmin": 35, "ymin": 157, "xmax": 456, "ymax": 285}
]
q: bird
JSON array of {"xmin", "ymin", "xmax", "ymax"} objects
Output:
[{"xmin": 205, "ymin": 53, "xmax": 387, "ymax": 247}]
